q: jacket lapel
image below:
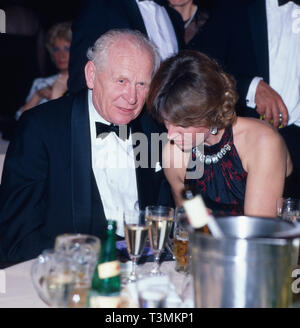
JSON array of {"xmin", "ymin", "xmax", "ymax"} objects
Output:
[
  {"xmin": 130, "ymin": 113, "xmax": 153, "ymax": 209},
  {"xmin": 70, "ymin": 90, "xmax": 106, "ymax": 234},
  {"xmin": 248, "ymin": 0, "xmax": 269, "ymax": 82}
]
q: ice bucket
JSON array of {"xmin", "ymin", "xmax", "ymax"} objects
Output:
[{"xmin": 190, "ymin": 216, "xmax": 300, "ymax": 308}]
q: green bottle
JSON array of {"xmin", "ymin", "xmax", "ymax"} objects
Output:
[{"xmin": 88, "ymin": 220, "xmax": 121, "ymax": 308}]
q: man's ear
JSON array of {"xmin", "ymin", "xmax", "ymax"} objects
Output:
[{"xmin": 85, "ymin": 61, "xmax": 96, "ymax": 89}]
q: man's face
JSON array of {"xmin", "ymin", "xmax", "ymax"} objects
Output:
[{"xmin": 85, "ymin": 42, "xmax": 154, "ymax": 125}]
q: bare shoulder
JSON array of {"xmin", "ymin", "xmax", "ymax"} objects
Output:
[
  {"xmin": 234, "ymin": 117, "xmax": 285, "ymax": 148},
  {"xmin": 233, "ymin": 117, "xmax": 287, "ymax": 171}
]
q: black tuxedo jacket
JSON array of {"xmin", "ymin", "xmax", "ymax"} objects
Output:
[
  {"xmin": 68, "ymin": 0, "xmax": 185, "ymax": 93},
  {"xmin": 247, "ymin": 0, "xmax": 269, "ymax": 82},
  {"xmin": 0, "ymin": 91, "xmax": 173, "ymax": 263},
  {"xmin": 189, "ymin": 0, "xmax": 268, "ymax": 118}
]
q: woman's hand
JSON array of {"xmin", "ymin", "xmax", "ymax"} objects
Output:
[
  {"xmin": 21, "ymin": 88, "xmax": 50, "ymax": 113},
  {"xmin": 37, "ymin": 86, "xmax": 53, "ymax": 100},
  {"xmin": 50, "ymin": 73, "xmax": 68, "ymax": 99}
]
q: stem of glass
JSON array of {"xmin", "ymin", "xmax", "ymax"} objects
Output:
[
  {"xmin": 129, "ymin": 256, "xmax": 138, "ymax": 281},
  {"xmin": 151, "ymin": 251, "xmax": 161, "ymax": 275}
]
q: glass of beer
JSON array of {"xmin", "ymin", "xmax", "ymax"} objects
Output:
[
  {"xmin": 54, "ymin": 234, "xmax": 101, "ymax": 307},
  {"xmin": 173, "ymin": 207, "xmax": 190, "ymax": 273},
  {"xmin": 31, "ymin": 249, "xmax": 76, "ymax": 307}
]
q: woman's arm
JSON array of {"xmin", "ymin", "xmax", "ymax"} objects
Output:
[
  {"xmin": 243, "ymin": 127, "xmax": 289, "ymax": 217},
  {"xmin": 21, "ymin": 86, "xmax": 52, "ymax": 113},
  {"xmin": 20, "ymin": 73, "xmax": 67, "ymax": 114},
  {"xmin": 21, "ymin": 91, "xmax": 44, "ymax": 112},
  {"xmin": 162, "ymin": 141, "xmax": 190, "ymax": 206}
]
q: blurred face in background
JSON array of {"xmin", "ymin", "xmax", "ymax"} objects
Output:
[
  {"xmin": 168, "ymin": 0, "xmax": 193, "ymax": 8},
  {"xmin": 51, "ymin": 38, "xmax": 70, "ymax": 73}
]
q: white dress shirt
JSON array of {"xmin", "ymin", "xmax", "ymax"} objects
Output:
[
  {"xmin": 136, "ymin": 0, "xmax": 178, "ymax": 60},
  {"xmin": 88, "ymin": 90, "xmax": 139, "ymax": 236},
  {"xmin": 246, "ymin": 0, "xmax": 300, "ymax": 127}
]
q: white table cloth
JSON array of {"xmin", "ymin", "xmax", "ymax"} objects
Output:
[
  {"xmin": 0, "ymin": 260, "xmax": 47, "ymax": 308},
  {"xmin": 0, "ymin": 259, "xmax": 193, "ymax": 308}
]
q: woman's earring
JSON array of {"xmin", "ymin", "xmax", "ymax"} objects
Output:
[{"xmin": 209, "ymin": 127, "xmax": 218, "ymax": 135}]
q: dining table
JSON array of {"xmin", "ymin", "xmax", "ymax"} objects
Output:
[
  {"xmin": 0, "ymin": 259, "xmax": 47, "ymax": 308},
  {"xmin": 0, "ymin": 259, "xmax": 194, "ymax": 308}
]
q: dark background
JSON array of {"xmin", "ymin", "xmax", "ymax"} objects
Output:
[
  {"xmin": 0, "ymin": 0, "xmax": 82, "ymax": 30},
  {"xmin": 0, "ymin": 0, "xmax": 83, "ymax": 139}
]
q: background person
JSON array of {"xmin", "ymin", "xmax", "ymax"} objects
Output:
[
  {"xmin": 192, "ymin": 0, "xmax": 300, "ymax": 197},
  {"xmin": 147, "ymin": 50, "xmax": 292, "ymax": 217},
  {"xmin": 167, "ymin": 0, "xmax": 211, "ymax": 46},
  {"xmin": 18, "ymin": 21, "xmax": 72, "ymax": 116}
]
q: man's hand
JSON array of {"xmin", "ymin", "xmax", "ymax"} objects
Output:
[{"xmin": 255, "ymin": 80, "xmax": 288, "ymax": 128}]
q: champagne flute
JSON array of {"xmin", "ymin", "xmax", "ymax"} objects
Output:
[
  {"xmin": 146, "ymin": 206, "xmax": 174, "ymax": 276},
  {"xmin": 124, "ymin": 210, "xmax": 149, "ymax": 283}
]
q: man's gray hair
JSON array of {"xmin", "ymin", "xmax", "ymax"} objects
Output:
[{"xmin": 86, "ymin": 29, "xmax": 161, "ymax": 76}]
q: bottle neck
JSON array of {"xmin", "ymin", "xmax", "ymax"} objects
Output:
[{"xmin": 99, "ymin": 220, "xmax": 117, "ymax": 262}]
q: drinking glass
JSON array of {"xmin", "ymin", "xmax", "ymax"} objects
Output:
[
  {"xmin": 54, "ymin": 234, "xmax": 101, "ymax": 307},
  {"xmin": 145, "ymin": 205, "xmax": 174, "ymax": 276},
  {"xmin": 124, "ymin": 210, "xmax": 149, "ymax": 283},
  {"xmin": 31, "ymin": 249, "xmax": 76, "ymax": 308},
  {"xmin": 136, "ymin": 275, "xmax": 170, "ymax": 308},
  {"xmin": 276, "ymin": 198, "xmax": 300, "ymax": 223},
  {"xmin": 173, "ymin": 207, "xmax": 190, "ymax": 273}
]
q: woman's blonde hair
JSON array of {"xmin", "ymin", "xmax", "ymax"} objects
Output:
[{"xmin": 46, "ymin": 21, "xmax": 72, "ymax": 55}]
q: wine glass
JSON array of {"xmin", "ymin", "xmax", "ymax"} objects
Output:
[
  {"xmin": 124, "ymin": 210, "xmax": 149, "ymax": 283},
  {"xmin": 145, "ymin": 205, "xmax": 174, "ymax": 276},
  {"xmin": 276, "ymin": 198, "xmax": 300, "ymax": 222}
]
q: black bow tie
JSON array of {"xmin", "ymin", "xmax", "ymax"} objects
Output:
[
  {"xmin": 278, "ymin": 0, "xmax": 300, "ymax": 6},
  {"xmin": 95, "ymin": 122, "xmax": 130, "ymax": 141}
]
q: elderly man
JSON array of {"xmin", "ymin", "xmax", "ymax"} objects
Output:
[{"xmin": 0, "ymin": 29, "xmax": 173, "ymax": 264}]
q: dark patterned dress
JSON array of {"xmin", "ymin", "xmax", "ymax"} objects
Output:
[{"xmin": 185, "ymin": 126, "xmax": 247, "ymax": 216}]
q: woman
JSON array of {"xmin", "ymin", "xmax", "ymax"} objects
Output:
[
  {"xmin": 19, "ymin": 21, "xmax": 72, "ymax": 115},
  {"xmin": 147, "ymin": 50, "xmax": 292, "ymax": 217},
  {"xmin": 167, "ymin": 0, "xmax": 210, "ymax": 46}
]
